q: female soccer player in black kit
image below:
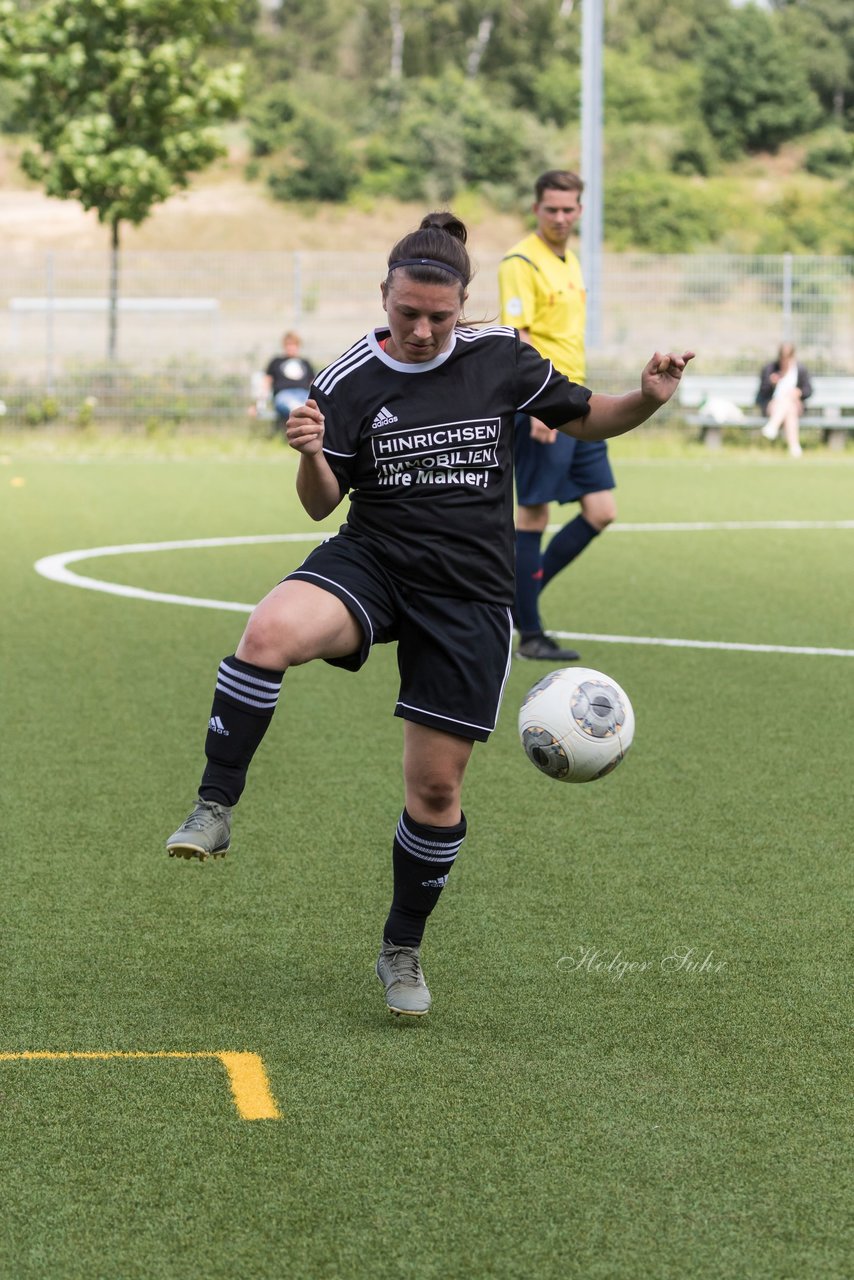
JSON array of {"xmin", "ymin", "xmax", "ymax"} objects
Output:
[{"xmin": 167, "ymin": 212, "xmax": 694, "ymax": 1017}]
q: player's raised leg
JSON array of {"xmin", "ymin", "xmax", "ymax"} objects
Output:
[{"xmin": 166, "ymin": 580, "xmax": 362, "ymax": 860}]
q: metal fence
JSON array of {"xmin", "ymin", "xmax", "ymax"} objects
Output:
[{"xmin": 1, "ymin": 250, "xmax": 851, "ymax": 423}]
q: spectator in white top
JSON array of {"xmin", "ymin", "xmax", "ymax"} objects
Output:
[{"xmin": 757, "ymin": 342, "xmax": 813, "ymax": 458}]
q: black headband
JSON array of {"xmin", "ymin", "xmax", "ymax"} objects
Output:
[{"xmin": 387, "ymin": 257, "xmax": 467, "ymax": 284}]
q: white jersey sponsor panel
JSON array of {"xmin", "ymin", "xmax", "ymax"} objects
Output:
[{"xmin": 312, "ymin": 325, "xmax": 591, "ymax": 603}]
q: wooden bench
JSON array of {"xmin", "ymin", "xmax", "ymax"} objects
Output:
[{"xmin": 678, "ymin": 375, "xmax": 854, "ymax": 450}]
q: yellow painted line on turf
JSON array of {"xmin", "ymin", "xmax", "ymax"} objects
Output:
[
  {"xmin": 217, "ymin": 1052, "xmax": 281, "ymax": 1120},
  {"xmin": 0, "ymin": 1051, "xmax": 281, "ymax": 1121}
]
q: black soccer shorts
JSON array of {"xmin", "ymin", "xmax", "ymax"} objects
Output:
[{"xmin": 286, "ymin": 534, "xmax": 513, "ymax": 742}]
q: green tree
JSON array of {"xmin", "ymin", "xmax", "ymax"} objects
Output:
[
  {"xmin": 699, "ymin": 5, "xmax": 822, "ymax": 157},
  {"xmin": 246, "ymin": 82, "xmax": 298, "ymax": 157},
  {"xmin": 0, "ymin": 0, "xmax": 243, "ymax": 360},
  {"xmin": 528, "ymin": 56, "xmax": 581, "ymax": 128},
  {"xmin": 358, "ymin": 71, "xmax": 557, "ymax": 204},
  {"xmin": 604, "ymin": 45, "xmax": 700, "ymax": 125},
  {"xmin": 606, "ymin": 0, "xmax": 730, "ymax": 67},
  {"xmin": 268, "ymin": 0, "xmax": 363, "ymax": 77},
  {"xmin": 775, "ymin": 0, "xmax": 854, "ymax": 123}
]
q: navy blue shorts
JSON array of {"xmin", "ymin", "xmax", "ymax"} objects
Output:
[
  {"xmin": 514, "ymin": 413, "xmax": 615, "ymax": 507},
  {"xmin": 286, "ymin": 534, "xmax": 514, "ymax": 742}
]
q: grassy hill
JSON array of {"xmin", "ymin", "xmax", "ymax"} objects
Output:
[
  {"xmin": 2, "ymin": 127, "xmax": 850, "ymax": 258},
  {"xmin": 0, "ymin": 132, "xmax": 526, "ymax": 255}
]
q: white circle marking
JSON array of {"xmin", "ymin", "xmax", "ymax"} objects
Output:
[{"xmin": 34, "ymin": 525, "xmax": 854, "ymax": 656}]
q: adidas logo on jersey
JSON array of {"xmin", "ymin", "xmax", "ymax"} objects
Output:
[{"xmin": 371, "ymin": 405, "xmax": 399, "ymax": 429}]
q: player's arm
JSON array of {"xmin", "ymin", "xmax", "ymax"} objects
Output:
[
  {"xmin": 562, "ymin": 351, "xmax": 695, "ymax": 442},
  {"xmin": 287, "ymin": 399, "xmax": 345, "ymax": 520}
]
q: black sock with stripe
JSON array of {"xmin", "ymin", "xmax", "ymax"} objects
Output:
[
  {"xmin": 383, "ymin": 809, "xmax": 467, "ymax": 948},
  {"xmin": 199, "ymin": 655, "xmax": 284, "ymax": 807}
]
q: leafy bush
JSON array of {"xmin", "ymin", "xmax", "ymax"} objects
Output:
[
  {"xmin": 75, "ymin": 396, "xmax": 97, "ymax": 428},
  {"xmin": 804, "ymin": 130, "xmax": 854, "ymax": 178},
  {"xmin": 605, "ymin": 170, "xmax": 723, "ymax": 251},
  {"xmin": 267, "ymin": 112, "xmax": 361, "ymax": 202},
  {"xmin": 245, "ymin": 83, "xmax": 297, "ymax": 157},
  {"xmin": 755, "ymin": 182, "xmax": 854, "ymax": 256},
  {"xmin": 459, "ymin": 93, "xmax": 527, "ymax": 186},
  {"xmin": 669, "ymin": 122, "xmax": 720, "ymax": 177},
  {"xmin": 529, "ymin": 57, "xmax": 581, "ymax": 127},
  {"xmin": 0, "ymin": 362, "xmax": 249, "ymax": 427},
  {"xmin": 605, "ymin": 47, "xmax": 699, "ymax": 125},
  {"xmin": 833, "ymin": 176, "xmax": 854, "ymax": 255},
  {"xmin": 605, "ymin": 123, "xmax": 680, "ymax": 174},
  {"xmin": 359, "ymin": 72, "xmax": 557, "ymax": 204},
  {"xmin": 0, "ymin": 74, "xmax": 25, "ymax": 133},
  {"xmin": 23, "ymin": 396, "xmax": 60, "ymax": 427}
]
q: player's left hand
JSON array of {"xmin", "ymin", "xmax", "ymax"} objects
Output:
[{"xmin": 641, "ymin": 351, "xmax": 695, "ymax": 404}]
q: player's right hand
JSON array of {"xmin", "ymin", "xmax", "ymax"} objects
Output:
[
  {"xmin": 286, "ymin": 399, "xmax": 325, "ymax": 454},
  {"xmin": 530, "ymin": 416, "xmax": 558, "ymax": 444}
]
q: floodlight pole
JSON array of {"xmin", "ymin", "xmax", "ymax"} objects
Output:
[{"xmin": 580, "ymin": 0, "xmax": 604, "ymax": 350}]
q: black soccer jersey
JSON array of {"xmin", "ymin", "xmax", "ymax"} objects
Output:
[{"xmin": 311, "ymin": 325, "xmax": 591, "ymax": 605}]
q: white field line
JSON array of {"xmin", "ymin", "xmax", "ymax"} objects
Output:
[
  {"xmin": 34, "ymin": 533, "xmax": 323, "ymax": 613},
  {"xmin": 34, "ymin": 525, "xmax": 854, "ymax": 657},
  {"xmin": 560, "ymin": 520, "xmax": 854, "ymax": 533},
  {"xmin": 550, "ymin": 631, "xmax": 854, "ymax": 658}
]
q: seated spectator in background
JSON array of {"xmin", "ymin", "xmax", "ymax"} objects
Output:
[
  {"xmin": 265, "ymin": 332, "xmax": 315, "ymax": 433},
  {"xmin": 757, "ymin": 342, "xmax": 812, "ymax": 458}
]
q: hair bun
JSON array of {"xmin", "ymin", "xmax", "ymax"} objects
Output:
[
  {"xmin": 387, "ymin": 212, "xmax": 472, "ymax": 289},
  {"xmin": 419, "ymin": 211, "xmax": 468, "ymax": 245}
]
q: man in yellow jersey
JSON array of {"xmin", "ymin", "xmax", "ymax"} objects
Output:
[{"xmin": 499, "ymin": 170, "xmax": 616, "ymax": 661}]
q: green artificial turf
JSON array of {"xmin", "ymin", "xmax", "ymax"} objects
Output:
[{"xmin": 1, "ymin": 436, "xmax": 851, "ymax": 1279}]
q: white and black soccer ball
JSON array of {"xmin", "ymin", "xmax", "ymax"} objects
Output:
[{"xmin": 518, "ymin": 667, "xmax": 635, "ymax": 783}]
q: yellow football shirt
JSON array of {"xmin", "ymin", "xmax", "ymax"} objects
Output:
[{"xmin": 498, "ymin": 232, "xmax": 586, "ymax": 382}]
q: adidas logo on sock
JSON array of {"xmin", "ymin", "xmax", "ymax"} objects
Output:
[
  {"xmin": 371, "ymin": 405, "xmax": 398, "ymax": 429},
  {"xmin": 421, "ymin": 875, "xmax": 449, "ymax": 889},
  {"xmin": 208, "ymin": 715, "xmax": 230, "ymax": 736}
]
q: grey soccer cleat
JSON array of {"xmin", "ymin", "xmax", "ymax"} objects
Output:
[
  {"xmin": 166, "ymin": 797, "xmax": 232, "ymax": 861},
  {"xmin": 376, "ymin": 941, "xmax": 432, "ymax": 1017}
]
